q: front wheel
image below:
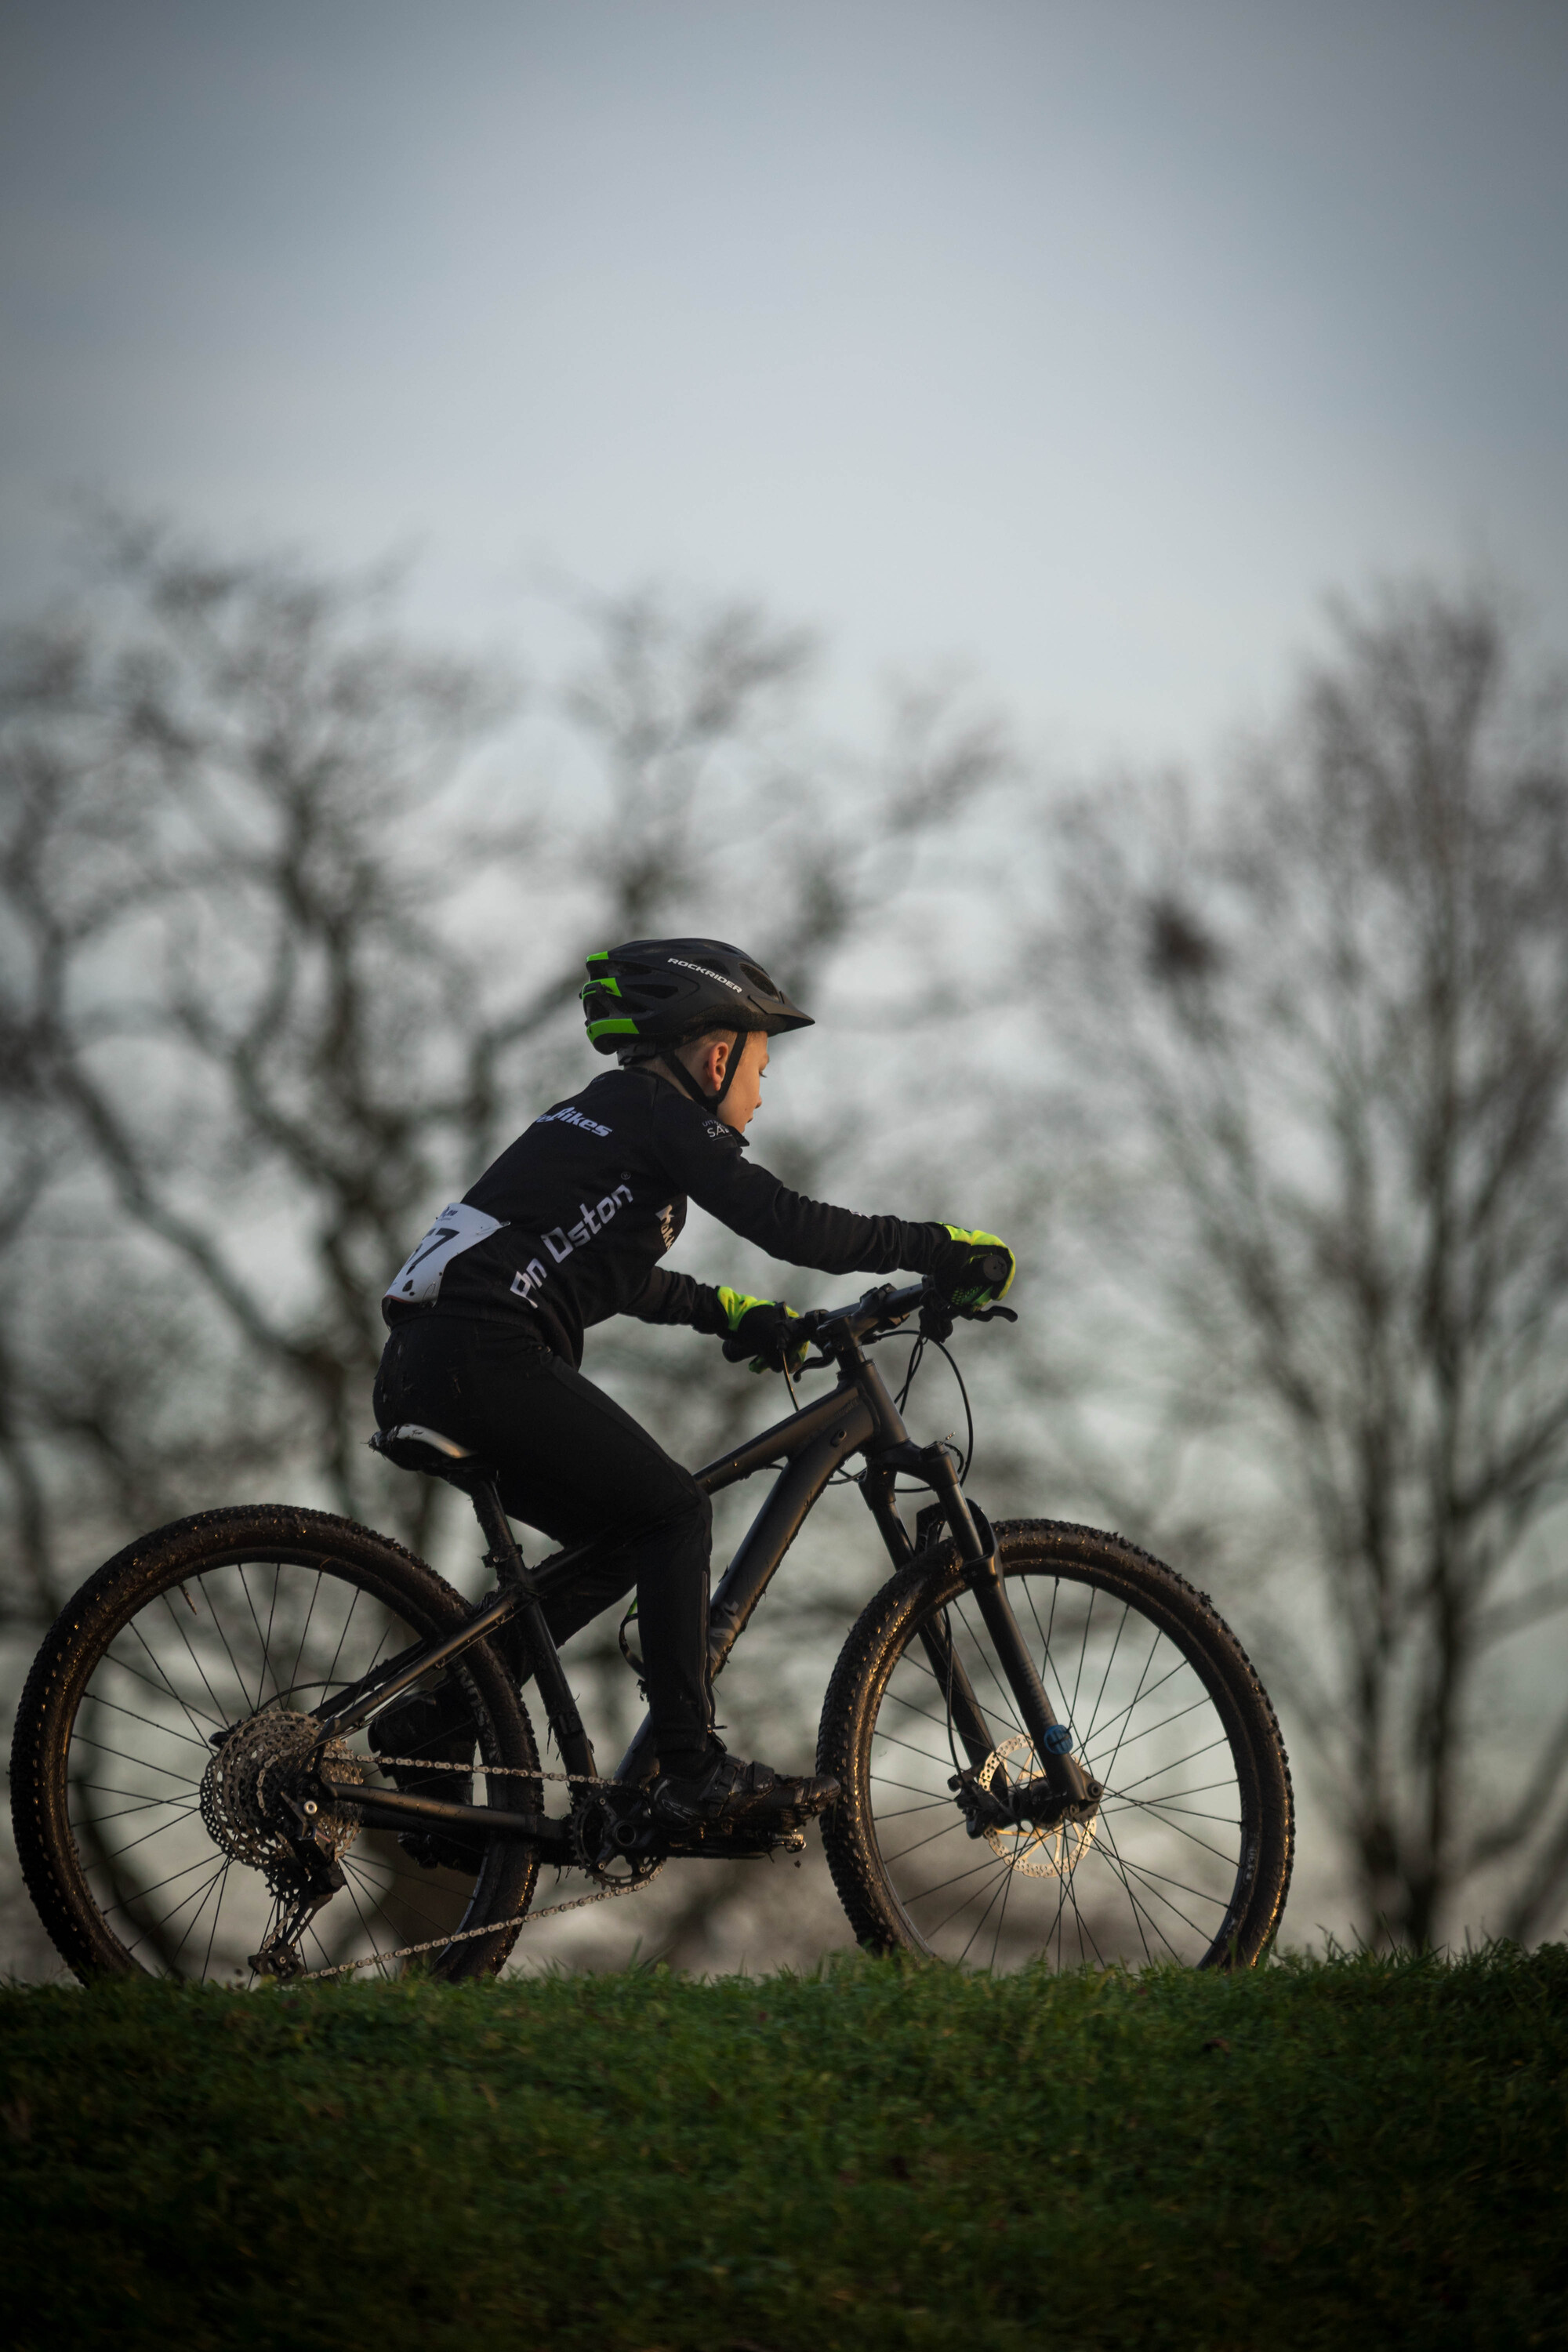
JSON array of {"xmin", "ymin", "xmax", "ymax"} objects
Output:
[
  {"xmin": 10, "ymin": 1505, "xmax": 541, "ymax": 1984},
  {"xmin": 819, "ymin": 1519, "xmax": 1293, "ymax": 1972}
]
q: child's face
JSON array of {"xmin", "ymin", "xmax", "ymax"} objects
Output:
[{"xmin": 718, "ymin": 1032, "xmax": 770, "ymax": 1133}]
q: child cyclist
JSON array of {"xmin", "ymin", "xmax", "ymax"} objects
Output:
[{"xmin": 374, "ymin": 938, "xmax": 1014, "ymax": 1844}]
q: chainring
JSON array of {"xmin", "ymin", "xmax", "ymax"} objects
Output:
[{"xmin": 568, "ymin": 1786, "xmax": 666, "ymax": 1889}]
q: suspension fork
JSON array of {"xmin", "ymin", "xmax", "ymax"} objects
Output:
[
  {"xmin": 866, "ymin": 1441, "xmax": 1090, "ymax": 1802},
  {"xmin": 860, "ymin": 1465, "xmax": 996, "ymax": 1771}
]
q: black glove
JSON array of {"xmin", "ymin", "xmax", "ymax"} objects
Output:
[
  {"xmin": 919, "ymin": 1294, "xmax": 956, "ymax": 1343},
  {"xmin": 717, "ymin": 1290, "xmax": 808, "ymax": 1374}
]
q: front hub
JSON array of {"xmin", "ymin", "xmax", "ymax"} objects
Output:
[{"xmin": 953, "ymin": 1734, "xmax": 1102, "ymax": 1878}]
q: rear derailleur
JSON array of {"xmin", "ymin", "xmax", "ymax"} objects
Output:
[{"xmin": 249, "ymin": 1804, "xmax": 349, "ymax": 1981}]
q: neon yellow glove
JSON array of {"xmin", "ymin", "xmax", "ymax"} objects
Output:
[
  {"xmin": 932, "ymin": 1227, "xmax": 1017, "ymax": 1310},
  {"xmin": 717, "ymin": 1287, "xmax": 809, "ymax": 1374}
]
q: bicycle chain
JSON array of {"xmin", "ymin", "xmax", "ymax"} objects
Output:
[
  {"xmin": 297, "ymin": 1754, "xmax": 655, "ymax": 1981},
  {"xmin": 362, "ymin": 1756, "xmax": 612, "ymax": 1782}
]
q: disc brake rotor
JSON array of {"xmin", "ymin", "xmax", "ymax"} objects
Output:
[{"xmin": 976, "ymin": 1732, "xmax": 1098, "ymax": 1879}]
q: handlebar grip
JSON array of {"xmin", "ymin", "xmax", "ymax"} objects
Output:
[{"xmin": 978, "ymin": 1253, "xmax": 1011, "ymax": 1283}]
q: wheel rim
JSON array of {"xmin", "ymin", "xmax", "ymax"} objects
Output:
[
  {"xmin": 865, "ymin": 1560, "xmax": 1258, "ymax": 1971},
  {"xmin": 60, "ymin": 1550, "xmax": 528, "ymax": 1982}
]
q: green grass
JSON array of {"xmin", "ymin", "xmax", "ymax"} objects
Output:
[{"xmin": 1, "ymin": 1946, "xmax": 1564, "ymax": 2350}]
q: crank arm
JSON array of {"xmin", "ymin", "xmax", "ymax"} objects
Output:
[
  {"xmin": 320, "ymin": 1776, "xmax": 573, "ymax": 1861},
  {"xmin": 670, "ymin": 1834, "xmax": 805, "ymax": 1861}
]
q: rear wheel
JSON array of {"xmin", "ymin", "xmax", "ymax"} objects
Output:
[
  {"xmin": 820, "ymin": 1519, "xmax": 1292, "ymax": 1971},
  {"xmin": 10, "ymin": 1505, "xmax": 540, "ymax": 1983}
]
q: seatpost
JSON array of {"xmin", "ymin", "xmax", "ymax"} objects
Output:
[
  {"xmin": 465, "ymin": 1477, "xmax": 597, "ymax": 1784},
  {"xmin": 466, "ymin": 1477, "xmax": 527, "ymax": 1585}
]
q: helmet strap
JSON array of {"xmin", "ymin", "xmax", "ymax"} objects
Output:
[
  {"xmin": 655, "ymin": 1028, "xmax": 746, "ymax": 1116},
  {"xmin": 711, "ymin": 1028, "xmax": 748, "ymax": 1111}
]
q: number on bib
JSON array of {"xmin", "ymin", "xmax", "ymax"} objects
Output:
[{"xmin": 385, "ymin": 1203, "xmax": 505, "ymax": 1305}]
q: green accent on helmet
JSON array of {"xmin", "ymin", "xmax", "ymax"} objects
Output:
[
  {"xmin": 580, "ymin": 937, "xmax": 815, "ymax": 1059},
  {"xmin": 586, "ymin": 1014, "xmax": 639, "ymax": 1043},
  {"xmin": 717, "ymin": 1286, "xmax": 769, "ymax": 1333}
]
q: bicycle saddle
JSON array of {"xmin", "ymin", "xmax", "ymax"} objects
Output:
[{"xmin": 369, "ymin": 1423, "xmax": 496, "ymax": 1488}]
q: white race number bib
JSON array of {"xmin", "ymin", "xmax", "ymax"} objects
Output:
[{"xmin": 384, "ymin": 1203, "xmax": 504, "ymax": 1305}]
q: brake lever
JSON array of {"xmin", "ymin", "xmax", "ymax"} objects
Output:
[{"xmin": 919, "ymin": 1290, "xmax": 1018, "ymax": 1339}]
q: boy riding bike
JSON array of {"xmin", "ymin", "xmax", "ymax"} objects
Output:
[{"xmin": 374, "ymin": 937, "xmax": 1014, "ymax": 1846}]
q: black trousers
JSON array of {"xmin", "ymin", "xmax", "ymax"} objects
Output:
[{"xmin": 374, "ymin": 1316, "xmax": 713, "ymax": 1756}]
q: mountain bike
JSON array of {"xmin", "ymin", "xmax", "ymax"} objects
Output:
[{"xmin": 10, "ymin": 1278, "xmax": 1293, "ymax": 1984}]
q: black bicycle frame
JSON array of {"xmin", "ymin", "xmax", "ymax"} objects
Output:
[{"xmin": 319, "ymin": 1309, "xmax": 1087, "ymax": 1847}]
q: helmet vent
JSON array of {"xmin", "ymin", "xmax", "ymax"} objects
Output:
[{"xmin": 740, "ymin": 961, "xmax": 781, "ymax": 996}]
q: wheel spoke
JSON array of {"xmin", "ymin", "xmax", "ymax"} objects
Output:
[
  {"xmin": 845, "ymin": 1546, "xmax": 1286, "ymax": 1975},
  {"xmin": 34, "ymin": 1534, "xmax": 539, "ymax": 1984},
  {"xmin": 1098, "ymin": 1796, "xmax": 1241, "ymax": 1868},
  {"xmin": 154, "ymin": 1589, "xmax": 239, "ymax": 1733},
  {"xmin": 68, "ymin": 1732, "xmax": 200, "ymax": 1786},
  {"xmin": 78, "ymin": 1693, "xmax": 214, "ymax": 1754},
  {"xmin": 1110, "ymin": 1735, "xmax": 1233, "ymax": 1796},
  {"xmin": 74, "ymin": 1804, "xmax": 204, "ymax": 1864},
  {"xmin": 122, "ymin": 1628, "xmax": 227, "ymax": 1740}
]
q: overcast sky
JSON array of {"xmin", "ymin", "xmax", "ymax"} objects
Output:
[{"xmin": 3, "ymin": 0, "xmax": 1565, "ymax": 760}]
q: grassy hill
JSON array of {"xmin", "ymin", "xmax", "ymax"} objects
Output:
[{"xmin": 2, "ymin": 1946, "xmax": 1563, "ymax": 2350}]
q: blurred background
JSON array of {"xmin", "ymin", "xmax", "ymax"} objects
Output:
[{"xmin": 3, "ymin": 0, "xmax": 1566, "ymax": 1976}]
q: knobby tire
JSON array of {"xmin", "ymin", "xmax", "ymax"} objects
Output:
[
  {"xmin": 10, "ymin": 1505, "xmax": 540, "ymax": 1984},
  {"xmin": 818, "ymin": 1519, "xmax": 1293, "ymax": 1972}
]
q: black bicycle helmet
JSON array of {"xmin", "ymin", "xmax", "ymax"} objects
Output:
[{"xmin": 582, "ymin": 937, "xmax": 813, "ymax": 1111}]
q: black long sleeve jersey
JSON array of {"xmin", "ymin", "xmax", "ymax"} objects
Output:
[{"xmin": 383, "ymin": 1065, "xmax": 947, "ymax": 1368}]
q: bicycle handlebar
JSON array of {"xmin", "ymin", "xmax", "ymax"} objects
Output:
[{"xmin": 795, "ymin": 1272, "xmax": 1015, "ymax": 1371}]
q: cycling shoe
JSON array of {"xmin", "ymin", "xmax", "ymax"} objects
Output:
[{"xmin": 650, "ymin": 1741, "xmax": 840, "ymax": 1841}]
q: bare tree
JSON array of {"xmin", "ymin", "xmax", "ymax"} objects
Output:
[
  {"xmin": 0, "ymin": 517, "xmax": 1008, "ymax": 1971},
  {"xmin": 1033, "ymin": 582, "xmax": 1568, "ymax": 1946}
]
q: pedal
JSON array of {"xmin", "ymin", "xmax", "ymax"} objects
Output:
[{"xmin": 662, "ymin": 1819, "xmax": 811, "ymax": 1862}]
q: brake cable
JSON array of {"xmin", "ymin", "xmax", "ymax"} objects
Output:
[
  {"xmin": 880, "ymin": 1325, "xmax": 975, "ymax": 1486},
  {"xmin": 782, "ymin": 1315, "xmax": 977, "ymax": 1487}
]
